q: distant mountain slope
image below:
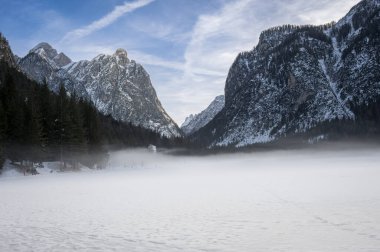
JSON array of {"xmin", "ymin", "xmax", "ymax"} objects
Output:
[
  {"xmin": 18, "ymin": 44, "xmax": 181, "ymax": 138},
  {"xmin": 192, "ymin": 0, "xmax": 380, "ymax": 147},
  {"xmin": 181, "ymin": 95, "xmax": 224, "ymax": 136}
]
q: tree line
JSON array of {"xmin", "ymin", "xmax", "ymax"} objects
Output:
[
  {"xmin": 259, "ymin": 22, "xmax": 336, "ymax": 42},
  {"xmin": 0, "ymin": 62, "xmax": 184, "ymax": 172}
]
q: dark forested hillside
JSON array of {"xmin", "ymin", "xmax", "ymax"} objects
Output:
[{"xmin": 0, "ymin": 61, "xmax": 183, "ymax": 171}]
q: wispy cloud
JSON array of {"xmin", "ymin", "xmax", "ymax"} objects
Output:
[
  {"xmin": 129, "ymin": 50, "xmax": 184, "ymax": 71},
  {"xmin": 287, "ymin": 0, "xmax": 361, "ymax": 24},
  {"xmin": 61, "ymin": 0, "xmax": 154, "ymax": 43},
  {"xmin": 127, "ymin": 20, "xmax": 192, "ymax": 43}
]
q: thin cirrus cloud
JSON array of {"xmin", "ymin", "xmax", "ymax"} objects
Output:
[
  {"xmin": 61, "ymin": 0, "xmax": 154, "ymax": 43},
  {"xmin": 129, "ymin": 50, "xmax": 185, "ymax": 71}
]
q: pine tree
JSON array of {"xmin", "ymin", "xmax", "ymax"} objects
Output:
[
  {"xmin": 3, "ymin": 74, "xmax": 24, "ymax": 162},
  {"xmin": 52, "ymin": 84, "xmax": 87, "ymax": 169},
  {"xmin": 22, "ymin": 98, "xmax": 43, "ymax": 163},
  {"xmin": 67, "ymin": 93, "xmax": 87, "ymax": 168},
  {"xmin": 81, "ymin": 101, "xmax": 102, "ymax": 146},
  {"xmin": 53, "ymin": 84, "xmax": 70, "ymax": 168},
  {"xmin": 80, "ymin": 100, "xmax": 104, "ymax": 166},
  {"xmin": 38, "ymin": 81, "xmax": 55, "ymax": 159},
  {"xmin": 0, "ymin": 101, "xmax": 6, "ymax": 170}
]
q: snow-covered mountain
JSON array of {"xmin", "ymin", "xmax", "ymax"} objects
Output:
[
  {"xmin": 181, "ymin": 95, "xmax": 224, "ymax": 136},
  {"xmin": 192, "ymin": 0, "xmax": 380, "ymax": 147},
  {"xmin": 18, "ymin": 44, "xmax": 181, "ymax": 138}
]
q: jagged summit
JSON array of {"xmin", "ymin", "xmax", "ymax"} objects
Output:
[
  {"xmin": 29, "ymin": 42, "xmax": 58, "ymax": 59},
  {"xmin": 30, "ymin": 42, "xmax": 53, "ymax": 51},
  {"xmin": 29, "ymin": 42, "xmax": 72, "ymax": 67},
  {"xmin": 114, "ymin": 48, "xmax": 128, "ymax": 58},
  {"xmin": 111, "ymin": 48, "xmax": 130, "ymax": 65}
]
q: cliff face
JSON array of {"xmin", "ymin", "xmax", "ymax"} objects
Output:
[{"xmin": 193, "ymin": 0, "xmax": 380, "ymax": 147}]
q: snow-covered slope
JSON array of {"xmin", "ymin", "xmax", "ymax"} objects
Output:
[
  {"xmin": 181, "ymin": 95, "xmax": 224, "ymax": 136},
  {"xmin": 18, "ymin": 45, "xmax": 181, "ymax": 138},
  {"xmin": 192, "ymin": 0, "xmax": 380, "ymax": 147}
]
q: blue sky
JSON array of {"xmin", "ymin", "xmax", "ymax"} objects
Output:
[{"xmin": 0, "ymin": 0, "xmax": 360, "ymax": 124}]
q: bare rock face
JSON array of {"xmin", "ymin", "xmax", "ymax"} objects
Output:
[
  {"xmin": 114, "ymin": 48, "xmax": 128, "ymax": 57},
  {"xmin": 18, "ymin": 45, "xmax": 181, "ymax": 138},
  {"xmin": 54, "ymin": 53, "xmax": 72, "ymax": 68},
  {"xmin": 63, "ymin": 51, "xmax": 181, "ymax": 137},
  {"xmin": 192, "ymin": 0, "xmax": 380, "ymax": 147}
]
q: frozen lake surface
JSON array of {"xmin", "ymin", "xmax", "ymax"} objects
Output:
[{"xmin": 1, "ymin": 147, "xmax": 380, "ymax": 251}]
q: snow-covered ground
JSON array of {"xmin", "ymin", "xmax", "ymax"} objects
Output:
[
  {"xmin": 1, "ymin": 146, "xmax": 380, "ymax": 251},
  {"xmin": 0, "ymin": 160, "xmax": 92, "ymax": 177}
]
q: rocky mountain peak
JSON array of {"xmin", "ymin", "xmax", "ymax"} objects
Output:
[
  {"xmin": 114, "ymin": 48, "xmax": 128, "ymax": 58},
  {"xmin": 30, "ymin": 42, "xmax": 57, "ymax": 59},
  {"xmin": 28, "ymin": 42, "xmax": 72, "ymax": 67},
  {"xmin": 111, "ymin": 48, "xmax": 130, "ymax": 65}
]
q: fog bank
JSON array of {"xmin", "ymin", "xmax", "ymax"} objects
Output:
[{"xmin": 1, "ymin": 147, "xmax": 380, "ymax": 251}]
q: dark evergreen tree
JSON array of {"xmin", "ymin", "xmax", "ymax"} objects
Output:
[
  {"xmin": 38, "ymin": 81, "xmax": 55, "ymax": 159},
  {"xmin": 66, "ymin": 93, "xmax": 87, "ymax": 169},
  {"xmin": 22, "ymin": 97, "xmax": 43, "ymax": 163},
  {"xmin": 80, "ymin": 99, "xmax": 106, "ymax": 168},
  {"xmin": 2, "ymin": 74, "xmax": 24, "ymax": 162},
  {"xmin": 0, "ymin": 101, "xmax": 6, "ymax": 170},
  {"xmin": 52, "ymin": 84, "xmax": 72, "ymax": 169}
]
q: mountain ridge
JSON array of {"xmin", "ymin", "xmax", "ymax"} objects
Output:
[{"xmin": 192, "ymin": 0, "xmax": 380, "ymax": 147}]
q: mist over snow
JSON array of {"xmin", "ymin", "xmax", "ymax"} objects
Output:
[{"xmin": 1, "ymin": 147, "xmax": 380, "ymax": 251}]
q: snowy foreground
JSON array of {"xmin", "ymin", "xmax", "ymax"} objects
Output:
[{"xmin": 1, "ymin": 147, "xmax": 380, "ymax": 251}]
